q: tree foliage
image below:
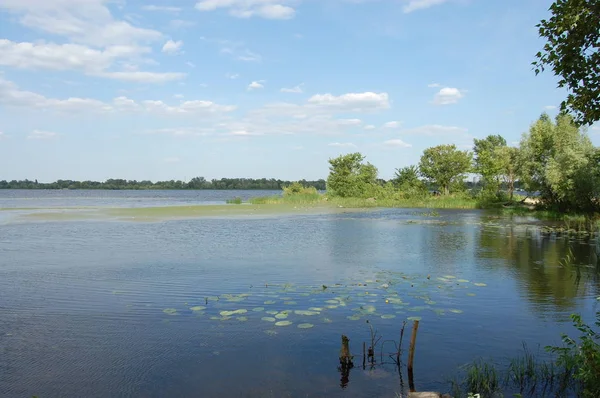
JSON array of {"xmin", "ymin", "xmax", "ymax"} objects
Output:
[
  {"xmin": 326, "ymin": 152, "xmax": 379, "ymax": 198},
  {"xmin": 520, "ymin": 112, "xmax": 600, "ymax": 211},
  {"xmin": 533, "ymin": 0, "xmax": 600, "ymax": 125},
  {"xmin": 393, "ymin": 166, "xmax": 427, "ymax": 197},
  {"xmin": 473, "ymin": 134, "xmax": 508, "ymax": 193},
  {"xmin": 419, "ymin": 144, "xmax": 472, "ymax": 195}
]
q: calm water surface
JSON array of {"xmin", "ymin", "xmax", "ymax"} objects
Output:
[{"xmin": 1, "ymin": 191, "xmax": 599, "ymax": 397}]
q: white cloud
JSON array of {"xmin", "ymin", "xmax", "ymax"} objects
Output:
[
  {"xmin": 142, "ymin": 5, "xmax": 182, "ymax": 12},
  {"xmin": 427, "ymin": 82, "xmax": 441, "ymax": 88},
  {"xmin": 544, "ymin": 105, "xmax": 557, "ymax": 110},
  {"xmin": 382, "ymin": 121, "xmax": 401, "ymax": 128},
  {"xmin": 307, "ymin": 92, "xmax": 390, "ymax": 111},
  {"xmin": 281, "ymin": 83, "xmax": 304, "ymax": 93},
  {"xmin": 97, "ymin": 71, "xmax": 186, "ymax": 83},
  {"xmin": 248, "ymin": 81, "xmax": 265, "ymax": 90},
  {"xmin": 364, "ymin": 125, "xmax": 376, "ymax": 130},
  {"xmin": 143, "ymin": 127, "xmax": 214, "ymax": 136},
  {"xmin": 383, "ymin": 139, "xmax": 411, "ymax": 148},
  {"xmin": 0, "ymin": 0, "xmax": 163, "ymax": 48},
  {"xmin": 432, "ymin": 87, "xmax": 464, "ymax": 105},
  {"xmin": 28, "ymin": 130, "xmax": 58, "ymax": 140},
  {"xmin": 174, "ymin": 94, "xmax": 184, "ymax": 99},
  {"xmin": 195, "ymin": 0, "xmax": 296, "ymax": 19},
  {"xmin": 162, "ymin": 40, "xmax": 183, "ymax": 54},
  {"xmin": 226, "ymin": 73, "xmax": 240, "ymax": 79},
  {"xmin": 328, "ymin": 142, "xmax": 357, "ymax": 148},
  {"xmin": 403, "ymin": 0, "xmax": 450, "ymax": 13},
  {"xmin": 0, "ymin": 131, "xmax": 6, "ymax": 139},
  {"xmin": 186, "ymin": 62, "xmax": 196, "ymax": 68},
  {"xmin": 0, "ymin": 77, "xmax": 235, "ymax": 115},
  {"xmin": 163, "ymin": 156, "xmax": 181, "ymax": 163},
  {"xmin": 0, "ymin": 39, "xmax": 185, "ymax": 83}
]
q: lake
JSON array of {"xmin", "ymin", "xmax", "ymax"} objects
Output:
[{"xmin": 1, "ymin": 190, "xmax": 598, "ymax": 397}]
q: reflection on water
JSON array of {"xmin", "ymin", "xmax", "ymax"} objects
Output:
[{"xmin": 0, "ymin": 204, "xmax": 598, "ymax": 397}]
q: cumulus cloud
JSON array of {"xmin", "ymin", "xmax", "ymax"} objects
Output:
[
  {"xmin": 143, "ymin": 5, "xmax": 182, "ymax": 12},
  {"xmin": 427, "ymin": 83, "xmax": 441, "ymax": 88},
  {"xmin": 403, "ymin": 0, "xmax": 450, "ymax": 13},
  {"xmin": 28, "ymin": 130, "xmax": 58, "ymax": 140},
  {"xmin": 383, "ymin": 139, "xmax": 411, "ymax": 148},
  {"xmin": 195, "ymin": 0, "xmax": 296, "ymax": 19},
  {"xmin": 162, "ymin": 40, "xmax": 183, "ymax": 54},
  {"xmin": 382, "ymin": 121, "xmax": 401, "ymax": 128},
  {"xmin": 226, "ymin": 73, "xmax": 240, "ymax": 79},
  {"xmin": 328, "ymin": 142, "xmax": 357, "ymax": 148},
  {"xmin": 364, "ymin": 125, "xmax": 376, "ymax": 130},
  {"xmin": 248, "ymin": 81, "xmax": 265, "ymax": 90},
  {"xmin": 544, "ymin": 105, "xmax": 557, "ymax": 110},
  {"xmin": 307, "ymin": 92, "xmax": 390, "ymax": 111},
  {"xmin": 0, "ymin": 77, "xmax": 234, "ymax": 115},
  {"xmin": 0, "ymin": 0, "xmax": 163, "ymax": 48},
  {"xmin": 432, "ymin": 87, "xmax": 464, "ymax": 105},
  {"xmin": 281, "ymin": 83, "xmax": 304, "ymax": 93}
]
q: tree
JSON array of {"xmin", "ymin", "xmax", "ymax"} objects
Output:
[
  {"xmin": 326, "ymin": 152, "xmax": 379, "ymax": 197},
  {"xmin": 473, "ymin": 134, "xmax": 508, "ymax": 193},
  {"xmin": 497, "ymin": 146, "xmax": 521, "ymax": 200},
  {"xmin": 533, "ymin": 0, "xmax": 600, "ymax": 125},
  {"xmin": 419, "ymin": 144, "xmax": 472, "ymax": 195},
  {"xmin": 519, "ymin": 112, "xmax": 600, "ymax": 211},
  {"xmin": 392, "ymin": 165, "xmax": 427, "ymax": 196}
]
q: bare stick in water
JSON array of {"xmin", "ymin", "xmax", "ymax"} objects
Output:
[{"xmin": 407, "ymin": 320, "xmax": 420, "ymax": 392}]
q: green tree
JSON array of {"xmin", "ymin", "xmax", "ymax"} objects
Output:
[
  {"xmin": 393, "ymin": 165, "xmax": 427, "ymax": 197},
  {"xmin": 497, "ymin": 146, "xmax": 521, "ymax": 200},
  {"xmin": 326, "ymin": 152, "xmax": 378, "ymax": 197},
  {"xmin": 533, "ymin": 0, "xmax": 600, "ymax": 125},
  {"xmin": 473, "ymin": 134, "xmax": 508, "ymax": 193},
  {"xmin": 419, "ymin": 144, "xmax": 472, "ymax": 195},
  {"xmin": 520, "ymin": 112, "xmax": 599, "ymax": 211}
]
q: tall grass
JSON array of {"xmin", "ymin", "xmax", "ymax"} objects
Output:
[{"xmin": 226, "ymin": 197, "xmax": 243, "ymax": 204}]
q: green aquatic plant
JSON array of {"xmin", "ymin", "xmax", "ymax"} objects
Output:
[
  {"xmin": 226, "ymin": 197, "xmax": 243, "ymax": 204},
  {"xmin": 297, "ymin": 323, "xmax": 314, "ymax": 329},
  {"xmin": 275, "ymin": 320, "xmax": 292, "ymax": 327},
  {"xmin": 163, "ymin": 308, "xmax": 177, "ymax": 315}
]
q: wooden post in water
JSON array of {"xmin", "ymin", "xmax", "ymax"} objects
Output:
[
  {"xmin": 362, "ymin": 341, "xmax": 366, "ymax": 369},
  {"xmin": 339, "ymin": 335, "xmax": 354, "ymax": 388},
  {"xmin": 407, "ymin": 320, "xmax": 420, "ymax": 392}
]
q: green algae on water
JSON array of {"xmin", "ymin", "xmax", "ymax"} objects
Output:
[{"xmin": 163, "ymin": 308, "xmax": 178, "ymax": 315}]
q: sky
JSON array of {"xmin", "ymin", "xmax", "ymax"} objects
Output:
[{"xmin": 0, "ymin": 0, "xmax": 599, "ymax": 182}]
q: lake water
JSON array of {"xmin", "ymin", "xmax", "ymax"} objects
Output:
[{"xmin": 1, "ymin": 190, "xmax": 599, "ymax": 397}]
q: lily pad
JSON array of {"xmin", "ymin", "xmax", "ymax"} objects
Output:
[
  {"xmin": 264, "ymin": 330, "xmax": 278, "ymax": 336},
  {"xmin": 449, "ymin": 309, "xmax": 463, "ymax": 314},
  {"xmin": 236, "ymin": 316, "xmax": 248, "ymax": 322},
  {"xmin": 467, "ymin": 293, "xmax": 476, "ymax": 297},
  {"xmin": 322, "ymin": 317, "xmax": 333, "ymax": 323},
  {"xmin": 309, "ymin": 307, "xmax": 323, "ymax": 311},
  {"xmin": 473, "ymin": 283, "xmax": 487, "ymax": 287},
  {"xmin": 325, "ymin": 299, "xmax": 339, "ymax": 304},
  {"xmin": 189, "ymin": 306, "xmax": 206, "ymax": 312},
  {"xmin": 386, "ymin": 297, "xmax": 404, "ymax": 305},
  {"xmin": 283, "ymin": 301, "xmax": 297, "ymax": 305},
  {"xmin": 298, "ymin": 323, "xmax": 314, "ymax": 329},
  {"xmin": 294, "ymin": 310, "xmax": 319, "ymax": 316},
  {"xmin": 252, "ymin": 307, "xmax": 265, "ymax": 312},
  {"xmin": 220, "ymin": 309, "xmax": 247, "ymax": 317},
  {"xmin": 275, "ymin": 320, "xmax": 293, "ymax": 327},
  {"xmin": 407, "ymin": 316, "xmax": 422, "ymax": 321},
  {"xmin": 424, "ymin": 300, "xmax": 437, "ymax": 305},
  {"xmin": 163, "ymin": 308, "xmax": 178, "ymax": 315},
  {"xmin": 264, "ymin": 300, "xmax": 276, "ymax": 305},
  {"xmin": 360, "ymin": 305, "xmax": 377, "ymax": 314},
  {"xmin": 347, "ymin": 314, "xmax": 361, "ymax": 321},
  {"xmin": 261, "ymin": 317, "xmax": 276, "ymax": 322},
  {"xmin": 381, "ymin": 314, "xmax": 396, "ymax": 319},
  {"xmin": 457, "ymin": 279, "xmax": 470, "ymax": 283},
  {"xmin": 326, "ymin": 305, "xmax": 338, "ymax": 309},
  {"xmin": 266, "ymin": 310, "xmax": 279, "ymax": 315},
  {"xmin": 275, "ymin": 313, "xmax": 288, "ymax": 320},
  {"xmin": 443, "ymin": 275, "xmax": 457, "ymax": 279}
]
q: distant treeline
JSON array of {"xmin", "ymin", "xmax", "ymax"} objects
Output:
[{"xmin": 0, "ymin": 177, "xmax": 328, "ymax": 191}]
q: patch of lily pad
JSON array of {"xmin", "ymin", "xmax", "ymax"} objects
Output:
[
  {"xmin": 275, "ymin": 320, "xmax": 293, "ymax": 327},
  {"xmin": 297, "ymin": 323, "xmax": 314, "ymax": 329},
  {"xmin": 163, "ymin": 308, "xmax": 178, "ymax": 315}
]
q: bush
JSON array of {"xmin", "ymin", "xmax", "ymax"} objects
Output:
[{"xmin": 282, "ymin": 181, "xmax": 319, "ymax": 197}]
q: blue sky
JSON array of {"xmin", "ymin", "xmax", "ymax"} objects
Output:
[{"xmin": 0, "ymin": 0, "xmax": 598, "ymax": 182}]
